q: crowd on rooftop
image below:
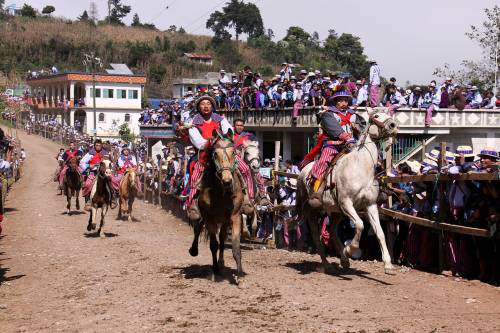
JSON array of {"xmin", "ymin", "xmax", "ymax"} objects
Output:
[{"xmin": 139, "ymin": 61, "xmax": 499, "ymax": 127}]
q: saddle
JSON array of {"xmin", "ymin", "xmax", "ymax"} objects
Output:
[{"xmin": 324, "ymin": 150, "xmax": 347, "ymax": 190}]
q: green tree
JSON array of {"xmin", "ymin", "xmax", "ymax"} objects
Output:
[
  {"xmin": 78, "ymin": 10, "xmax": 89, "ymax": 21},
  {"xmin": 178, "ymin": 26, "xmax": 186, "ymax": 34},
  {"xmin": 118, "ymin": 123, "xmax": 135, "ymax": 143},
  {"xmin": 131, "ymin": 13, "xmax": 140, "ymax": 27},
  {"xmin": 42, "ymin": 5, "xmax": 55, "ymax": 16},
  {"xmin": 167, "ymin": 25, "xmax": 176, "ymax": 32},
  {"xmin": 206, "ymin": 0, "xmax": 264, "ymax": 41},
  {"xmin": 20, "ymin": 4, "xmax": 37, "ymax": 18},
  {"xmin": 106, "ymin": 0, "xmax": 131, "ymax": 25}
]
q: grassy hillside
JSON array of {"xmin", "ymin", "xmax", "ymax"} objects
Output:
[{"xmin": 0, "ymin": 16, "xmax": 274, "ymax": 98}]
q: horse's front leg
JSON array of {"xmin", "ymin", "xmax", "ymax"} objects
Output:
[
  {"xmin": 86, "ymin": 207, "xmax": 93, "ymax": 232},
  {"xmin": 66, "ymin": 190, "xmax": 71, "ymax": 215},
  {"xmin": 339, "ymin": 199, "xmax": 364, "ymax": 259},
  {"xmin": 189, "ymin": 220, "xmax": 203, "ymax": 257},
  {"xmin": 218, "ymin": 225, "xmax": 227, "ymax": 270},
  {"xmin": 98, "ymin": 207, "xmax": 106, "ymax": 238},
  {"xmin": 128, "ymin": 196, "xmax": 134, "ymax": 222},
  {"xmin": 366, "ymin": 204, "xmax": 394, "ymax": 274},
  {"xmin": 230, "ymin": 212, "xmax": 243, "ymax": 284},
  {"xmin": 209, "ymin": 231, "xmax": 220, "ymax": 278},
  {"xmin": 330, "ymin": 214, "xmax": 350, "ymax": 269},
  {"xmin": 75, "ymin": 191, "xmax": 80, "ymax": 211}
]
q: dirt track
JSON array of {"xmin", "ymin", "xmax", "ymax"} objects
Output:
[{"xmin": 0, "ymin": 129, "xmax": 499, "ymax": 333}]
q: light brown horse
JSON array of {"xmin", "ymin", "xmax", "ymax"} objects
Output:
[
  {"xmin": 118, "ymin": 167, "xmax": 137, "ymax": 222},
  {"xmin": 188, "ymin": 133, "xmax": 245, "ymax": 284},
  {"xmin": 64, "ymin": 157, "xmax": 82, "ymax": 215},
  {"xmin": 86, "ymin": 159, "xmax": 113, "ymax": 237}
]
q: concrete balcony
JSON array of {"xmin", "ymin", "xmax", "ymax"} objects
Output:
[
  {"xmin": 27, "ymin": 97, "xmax": 88, "ymax": 110},
  {"xmin": 220, "ymin": 107, "xmax": 500, "ymax": 134}
]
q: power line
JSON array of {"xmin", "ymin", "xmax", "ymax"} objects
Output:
[
  {"xmin": 149, "ymin": 0, "xmax": 177, "ymax": 23},
  {"xmin": 185, "ymin": 0, "xmax": 226, "ymax": 32}
]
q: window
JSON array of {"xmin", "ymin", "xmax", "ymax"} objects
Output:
[
  {"xmin": 124, "ymin": 113, "xmax": 131, "ymax": 122},
  {"xmin": 90, "ymin": 88, "xmax": 101, "ymax": 98},
  {"xmin": 117, "ymin": 89, "xmax": 127, "ymax": 99},
  {"xmin": 103, "ymin": 88, "xmax": 114, "ymax": 98},
  {"xmin": 128, "ymin": 89, "xmax": 139, "ymax": 99},
  {"xmin": 98, "ymin": 113, "xmax": 105, "ymax": 122}
]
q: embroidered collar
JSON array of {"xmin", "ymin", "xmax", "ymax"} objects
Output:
[{"xmin": 192, "ymin": 113, "xmax": 223, "ymax": 126}]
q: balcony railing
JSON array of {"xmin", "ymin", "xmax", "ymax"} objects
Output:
[{"xmin": 26, "ymin": 97, "xmax": 88, "ymax": 110}]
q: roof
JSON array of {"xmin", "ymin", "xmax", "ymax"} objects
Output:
[
  {"xmin": 183, "ymin": 53, "xmax": 212, "ymax": 60},
  {"xmin": 106, "ymin": 64, "xmax": 134, "ymax": 75},
  {"xmin": 26, "ymin": 71, "xmax": 146, "ymax": 85}
]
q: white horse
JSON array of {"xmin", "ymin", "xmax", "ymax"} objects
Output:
[{"xmin": 297, "ymin": 109, "xmax": 398, "ymax": 274}]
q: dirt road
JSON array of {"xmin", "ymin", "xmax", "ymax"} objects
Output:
[{"xmin": 0, "ymin": 129, "xmax": 499, "ymax": 333}]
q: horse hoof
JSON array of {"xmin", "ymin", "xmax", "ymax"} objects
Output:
[
  {"xmin": 99, "ymin": 232, "xmax": 105, "ymax": 238},
  {"xmin": 340, "ymin": 258, "xmax": 350, "ymax": 269},
  {"xmin": 86, "ymin": 224, "xmax": 92, "ymax": 232},
  {"xmin": 343, "ymin": 246, "xmax": 352, "ymax": 259},
  {"xmin": 188, "ymin": 247, "xmax": 198, "ymax": 257},
  {"xmin": 91, "ymin": 223, "xmax": 96, "ymax": 230},
  {"xmin": 384, "ymin": 265, "xmax": 396, "ymax": 275}
]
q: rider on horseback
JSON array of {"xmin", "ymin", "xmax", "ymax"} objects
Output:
[
  {"xmin": 58, "ymin": 141, "xmax": 83, "ymax": 187},
  {"xmin": 80, "ymin": 139, "xmax": 115, "ymax": 210},
  {"xmin": 233, "ymin": 118, "xmax": 269, "ymax": 205},
  {"xmin": 111, "ymin": 145, "xmax": 142, "ymax": 195},
  {"xmin": 185, "ymin": 95, "xmax": 255, "ymax": 222},
  {"xmin": 308, "ymin": 90, "xmax": 358, "ymax": 208}
]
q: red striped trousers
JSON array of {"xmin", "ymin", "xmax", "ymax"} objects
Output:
[{"xmin": 311, "ymin": 147, "xmax": 338, "ymax": 180}]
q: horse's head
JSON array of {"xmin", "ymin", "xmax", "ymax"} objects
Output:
[
  {"xmin": 243, "ymin": 140, "xmax": 261, "ymax": 172},
  {"xmin": 212, "ymin": 129, "xmax": 236, "ymax": 189},
  {"xmin": 99, "ymin": 159, "xmax": 113, "ymax": 179},
  {"xmin": 67, "ymin": 157, "xmax": 78, "ymax": 170},
  {"xmin": 126, "ymin": 167, "xmax": 137, "ymax": 187},
  {"xmin": 365, "ymin": 109, "xmax": 398, "ymax": 141}
]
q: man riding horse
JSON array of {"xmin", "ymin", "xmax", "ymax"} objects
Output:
[
  {"xmin": 308, "ymin": 90, "xmax": 358, "ymax": 208},
  {"xmin": 232, "ymin": 118, "xmax": 269, "ymax": 205},
  {"xmin": 80, "ymin": 139, "xmax": 115, "ymax": 210},
  {"xmin": 186, "ymin": 95, "xmax": 255, "ymax": 222},
  {"xmin": 58, "ymin": 141, "xmax": 83, "ymax": 187},
  {"xmin": 111, "ymin": 144, "xmax": 142, "ymax": 195}
]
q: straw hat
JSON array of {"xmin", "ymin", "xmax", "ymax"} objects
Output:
[
  {"xmin": 146, "ymin": 163, "xmax": 153, "ymax": 169},
  {"xmin": 421, "ymin": 158, "xmax": 438, "ymax": 168},
  {"xmin": 405, "ymin": 160, "xmax": 422, "ymax": 174},
  {"xmin": 286, "ymin": 178, "xmax": 297, "ymax": 190},
  {"xmin": 455, "ymin": 145, "xmax": 474, "ymax": 158},
  {"xmin": 425, "ymin": 149, "xmax": 440, "ymax": 162},
  {"xmin": 477, "ymin": 147, "xmax": 499, "ymax": 160}
]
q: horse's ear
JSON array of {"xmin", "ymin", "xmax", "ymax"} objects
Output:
[
  {"xmin": 226, "ymin": 128, "xmax": 233, "ymax": 139},
  {"xmin": 212, "ymin": 129, "xmax": 218, "ymax": 139},
  {"xmin": 366, "ymin": 107, "xmax": 376, "ymax": 116}
]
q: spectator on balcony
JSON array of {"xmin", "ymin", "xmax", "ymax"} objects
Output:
[
  {"xmin": 292, "ymin": 82, "xmax": 304, "ymax": 120},
  {"xmin": 382, "ymin": 84, "xmax": 403, "ymax": 116},
  {"xmin": 450, "ymin": 86, "xmax": 467, "ymax": 110},
  {"xmin": 279, "ymin": 63, "xmax": 292, "ymax": 82},
  {"xmin": 272, "ymin": 86, "xmax": 285, "ymax": 108},
  {"xmin": 219, "ymin": 70, "xmax": 230, "ymax": 87},
  {"xmin": 467, "ymin": 86, "xmax": 483, "ymax": 109},
  {"xmin": 369, "ymin": 59, "xmax": 381, "ymax": 107},
  {"xmin": 354, "ymin": 80, "xmax": 368, "ymax": 107},
  {"xmin": 481, "ymin": 91, "xmax": 497, "ymax": 109},
  {"xmin": 439, "ymin": 85, "xmax": 450, "ymax": 108},
  {"xmin": 422, "ymin": 81, "xmax": 441, "ymax": 127},
  {"xmin": 309, "ymin": 83, "xmax": 325, "ymax": 107}
]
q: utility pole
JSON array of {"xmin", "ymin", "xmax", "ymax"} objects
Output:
[
  {"xmin": 107, "ymin": 0, "xmax": 113, "ymax": 23},
  {"xmin": 83, "ymin": 52, "xmax": 103, "ymax": 139}
]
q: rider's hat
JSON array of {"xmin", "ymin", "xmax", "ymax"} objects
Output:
[
  {"xmin": 332, "ymin": 90, "xmax": 352, "ymax": 103},
  {"xmin": 195, "ymin": 95, "xmax": 216, "ymax": 111},
  {"xmin": 121, "ymin": 144, "xmax": 130, "ymax": 151}
]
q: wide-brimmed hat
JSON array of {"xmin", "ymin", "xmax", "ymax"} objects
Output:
[
  {"xmin": 477, "ymin": 147, "xmax": 499, "ymax": 160},
  {"xmin": 455, "ymin": 145, "xmax": 474, "ymax": 158},
  {"xmin": 414, "ymin": 86, "xmax": 422, "ymax": 91},
  {"xmin": 444, "ymin": 151, "xmax": 456, "ymax": 164},
  {"xmin": 121, "ymin": 145, "xmax": 130, "ymax": 151},
  {"xmin": 355, "ymin": 80, "xmax": 363, "ymax": 85},
  {"xmin": 286, "ymin": 178, "xmax": 297, "ymax": 189},
  {"xmin": 405, "ymin": 160, "xmax": 422, "ymax": 174},
  {"xmin": 195, "ymin": 95, "xmax": 216, "ymax": 111},
  {"xmin": 146, "ymin": 163, "xmax": 153, "ymax": 169},
  {"xmin": 428, "ymin": 82, "xmax": 436, "ymax": 88},
  {"xmin": 300, "ymin": 69, "xmax": 308, "ymax": 75},
  {"xmin": 332, "ymin": 90, "xmax": 352, "ymax": 102},
  {"xmin": 470, "ymin": 85, "xmax": 479, "ymax": 91},
  {"xmin": 421, "ymin": 158, "xmax": 438, "ymax": 168},
  {"xmin": 425, "ymin": 149, "xmax": 440, "ymax": 162}
]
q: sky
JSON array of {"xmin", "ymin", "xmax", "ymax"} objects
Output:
[{"xmin": 12, "ymin": 0, "xmax": 498, "ymax": 84}]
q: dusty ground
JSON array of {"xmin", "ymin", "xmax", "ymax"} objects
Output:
[{"xmin": 0, "ymin": 129, "xmax": 499, "ymax": 333}]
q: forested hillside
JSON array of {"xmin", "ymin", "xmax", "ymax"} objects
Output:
[{"xmin": 0, "ymin": 1, "xmax": 371, "ymax": 98}]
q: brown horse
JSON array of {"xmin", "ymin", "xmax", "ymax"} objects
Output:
[
  {"xmin": 86, "ymin": 159, "xmax": 113, "ymax": 237},
  {"xmin": 64, "ymin": 157, "xmax": 82, "ymax": 215},
  {"xmin": 118, "ymin": 167, "xmax": 137, "ymax": 222},
  {"xmin": 188, "ymin": 133, "xmax": 245, "ymax": 284}
]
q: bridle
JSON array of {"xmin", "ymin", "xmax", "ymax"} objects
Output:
[{"xmin": 212, "ymin": 138, "xmax": 237, "ymax": 180}]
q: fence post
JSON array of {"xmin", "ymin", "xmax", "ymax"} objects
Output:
[
  {"xmin": 270, "ymin": 140, "xmax": 281, "ymax": 248},
  {"xmin": 158, "ymin": 166, "xmax": 163, "ymax": 207},
  {"xmin": 437, "ymin": 142, "xmax": 448, "ymax": 274}
]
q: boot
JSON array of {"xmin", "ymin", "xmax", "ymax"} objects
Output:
[
  {"xmin": 187, "ymin": 200, "xmax": 201, "ymax": 222},
  {"xmin": 308, "ymin": 179, "xmax": 323, "ymax": 209},
  {"xmin": 254, "ymin": 191, "xmax": 271, "ymax": 206},
  {"xmin": 242, "ymin": 197, "xmax": 254, "ymax": 215}
]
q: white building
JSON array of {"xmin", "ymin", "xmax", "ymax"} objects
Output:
[
  {"xmin": 26, "ymin": 64, "xmax": 146, "ymax": 138},
  {"xmin": 172, "ymin": 72, "xmax": 234, "ymax": 99}
]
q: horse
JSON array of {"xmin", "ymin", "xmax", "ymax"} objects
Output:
[
  {"xmin": 86, "ymin": 159, "xmax": 114, "ymax": 237},
  {"xmin": 297, "ymin": 109, "xmax": 399, "ymax": 274},
  {"xmin": 63, "ymin": 157, "xmax": 82, "ymax": 215},
  {"xmin": 118, "ymin": 167, "xmax": 137, "ymax": 222},
  {"xmin": 188, "ymin": 131, "xmax": 245, "ymax": 284}
]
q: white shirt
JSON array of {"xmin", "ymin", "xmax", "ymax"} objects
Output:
[
  {"xmin": 0, "ymin": 159, "xmax": 11, "ymax": 172},
  {"xmin": 369, "ymin": 64, "xmax": 381, "ymax": 86},
  {"xmin": 356, "ymin": 85, "xmax": 368, "ymax": 105}
]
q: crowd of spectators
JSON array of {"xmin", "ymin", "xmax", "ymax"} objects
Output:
[{"xmin": 139, "ymin": 62, "xmax": 498, "ymax": 128}]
